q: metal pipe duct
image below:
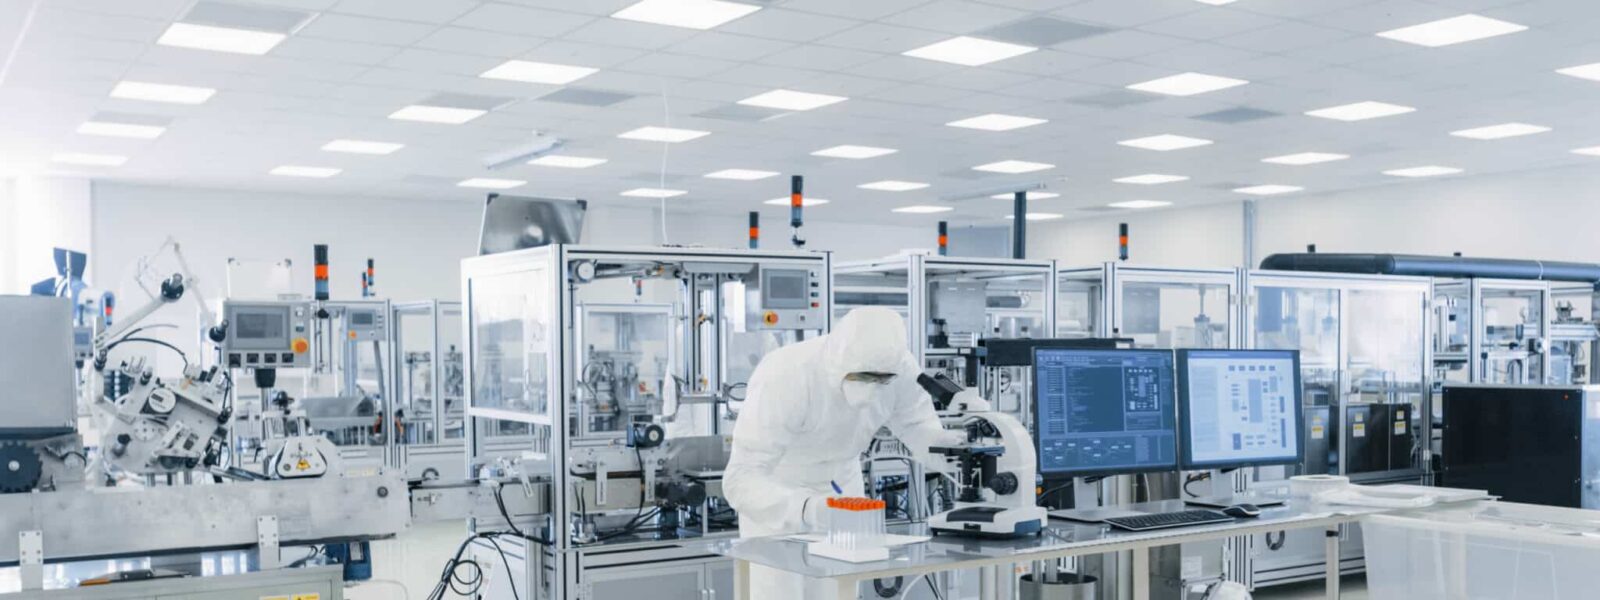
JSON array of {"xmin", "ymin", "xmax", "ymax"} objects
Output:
[{"xmin": 1258, "ymin": 253, "xmax": 1600, "ymax": 283}]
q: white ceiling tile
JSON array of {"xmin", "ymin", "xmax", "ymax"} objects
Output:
[
  {"xmin": 664, "ymin": 79, "xmax": 769, "ymax": 102},
  {"xmin": 1278, "ymin": 35, "xmax": 1411, "ymax": 66},
  {"xmin": 560, "ymin": 18, "xmax": 701, "ymax": 50},
  {"xmin": 990, "ymin": 49, "xmax": 1109, "ymax": 77},
  {"xmin": 411, "ymin": 26, "xmax": 542, "ymax": 57},
  {"xmin": 994, "ymin": 77, "xmax": 1107, "ymax": 101},
  {"xmin": 615, "ymin": 53, "xmax": 741, "ymax": 79},
  {"xmin": 861, "ymin": 83, "xmax": 973, "ymax": 105},
  {"xmin": 59, "ymin": 0, "xmax": 190, "ymax": 20},
  {"xmin": 885, "ymin": 1, "xmax": 1031, "ymax": 34},
  {"xmin": 921, "ymin": 68, "xmax": 1039, "ymax": 92},
  {"xmin": 1312, "ymin": 1, "xmax": 1457, "ymax": 34},
  {"xmin": 814, "ymin": 22, "xmax": 949, "ymax": 53},
  {"xmin": 272, "ymin": 37, "xmax": 402, "ymax": 65},
  {"xmin": 1233, "ymin": 0, "xmax": 1384, "ymax": 19},
  {"xmin": 1054, "ymin": 0, "xmax": 1205, "ymax": 28},
  {"xmin": 1059, "ymin": 60, "xmax": 1173, "ymax": 86},
  {"xmin": 707, "ymin": 63, "xmax": 825, "ymax": 88},
  {"xmin": 1137, "ymin": 7, "xmax": 1282, "ymax": 40},
  {"xmin": 452, "ymin": 4, "xmax": 594, "ymax": 37},
  {"xmin": 298, "ymin": 14, "xmax": 439, "ymax": 45},
  {"xmin": 843, "ymin": 55, "xmax": 963, "ymax": 82},
  {"xmin": 1133, "ymin": 42, "xmax": 1259, "ymax": 71},
  {"xmin": 669, "ymin": 32, "xmax": 795, "ymax": 60},
  {"xmin": 1054, "ymin": 30, "xmax": 1192, "ymax": 59},
  {"xmin": 491, "ymin": 0, "xmax": 635, "ymax": 15},
  {"xmin": 30, "ymin": 5, "xmax": 166, "ymax": 43},
  {"xmin": 332, "ymin": 0, "xmax": 481, "ymax": 23},
  {"xmin": 384, "ymin": 48, "xmax": 503, "ymax": 76},
  {"xmin": 788, "ymin": 0, "xmax": 935, "ymax": 21},
  {"xmin": 524, "ymin": 40, "xmax": 649, "ymax": 68},
  {"xmin": 718, "ymin": 8, "xmax": 862, "ymax": 42},
  {"xmin": 758, "ymin": 44, "xmax": 881, "ymax": 71},
  {"xmin": 1215, "ymin": 21, "xmax": 1356, "ymax": 53}
]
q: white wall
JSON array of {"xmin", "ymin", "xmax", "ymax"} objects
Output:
[
  {"xmin": 0, "ymin": 177, "xmax": 92, "ymax": 294},
  {"xmin": 1030, "ymin": 201, "xmax": 1246, "ymax": 270}
]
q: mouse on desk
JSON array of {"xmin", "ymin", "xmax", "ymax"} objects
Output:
[{"xmin": 1222, "ymin": 504, "xmax": 1261, "ymax": 518}]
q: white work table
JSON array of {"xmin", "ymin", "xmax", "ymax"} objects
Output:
[{"xmin": 712, "ymin": 497, "xmax": 1473, "ymax": 600}]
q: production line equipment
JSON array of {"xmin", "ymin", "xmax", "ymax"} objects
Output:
[{"xmin": 458, "ymin": 245, "xmax": 830, "ymax": 600}]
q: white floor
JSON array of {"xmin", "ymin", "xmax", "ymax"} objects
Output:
[{"xmin": 1254, "ymin": 575, "xmax": 1369, "ymax": 600}]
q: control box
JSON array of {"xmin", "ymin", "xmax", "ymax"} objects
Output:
[
  {"xmin": 746, "ymin": 266, "xmax": 825, "ymax": 330},
  {"xmin": 221, "ymin": 300, "xmax": 312, "ymax": 369},
  {"xmin": 343, "ymin": 306, "xmax": 387, "ymax": 342}
]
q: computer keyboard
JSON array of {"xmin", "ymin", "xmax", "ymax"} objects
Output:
[{"xmin": 1102, "ymin": 509, "xmax": 1235, "ymax": 532}]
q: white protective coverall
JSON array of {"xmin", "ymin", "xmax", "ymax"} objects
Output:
[{"xmin": 724, "ymin": 307, "xmax": 956, "ymax": 600}]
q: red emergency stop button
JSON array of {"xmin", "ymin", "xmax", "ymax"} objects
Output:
[{"xmin": 762, "ymin": 311, "xmax": 779, "ymax": 325}]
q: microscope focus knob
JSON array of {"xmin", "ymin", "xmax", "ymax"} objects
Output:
[{"xmin": 989, "ymin": 472, "xmax": 1019, "ymax": 496}]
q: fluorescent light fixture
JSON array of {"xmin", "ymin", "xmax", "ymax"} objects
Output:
[
  {"xmin": 611, "ymin": 0, "xmax": 761, "ymax": 30},
  {"xmin": 1450, "ymin": 122, "xmax": 1550, "ymax": 140},
  {"xmin": 812, "ymin": 145, "xmax": 896, "ymax": 159},
  {"xmin": 157, "ymin": 22, "xmax": 286, "ymax": 55},
  {"xmin": 1305, "ymin": 101, "xmax": 1416, "ymax": 121},
  {"xmin": 892, "ymin": 205, "xmax": 954, "ymax": 214},
  {"xmin": 705, "ymin": 168, "xmax": 778, "ymax": 180},
  {"xmin": 765, "ymin": 197, "xmax": 830, "ymax": 206},
  {"xmin": 1233, "ymin": 184, "xmax": 1303, "ymax": 196},
  {"xmin": 480, "ymin": 60, "xmax": 599, "ymax": 85},
  {"xmin": 1383, "ymin": 165, "xmax": 1463, "ymax": 177},
  {"xmin": 989, "ymin": 191, "xmax": 1060, "ymax": 200},
  {"xmin": 521, "ymin": 155, "xmax": 604, "ymax": 169},
  {"xmin": 1263, "ymin": 152, "xmax": 1350, "ymax": 165},
  {"xmin": 1127, "ymin": 72, "xmax": 1248, "ymax": 96},
  {"xmin": 270, "ymin": 165, "xmax": 340, "ymax": 178},
  {"xmin": 51, "ymin": 152, "xmax": 127, "ymax": 167},
  {"xmin": 618, "ymin": 126, "xmax": 710, "ymax": 143},
  {"xmin": 1573, "ymin": 146, "xmax": 1600, "ymax": 157},
  {"xmin": 737, "ymin": 89, "xmax": 847, "ymax": 111},
  {"xmin": 389, "ymin": 105, "xmax": 487, "ymax": 124},
  {"xmin": 859, "ymin": 180, "xmax": 930, "ymax": 192},
  {"xmin": 1377, "ymin": 14, "xmax": 1526, "ymax": 48},
  {"xmin": 322, "ymin": 140, "xmax": 403, "ymax": 155},
  {"xmin": 77, "ymin": 121, "xmax": 165, "ymax": 139},
  {"xmin": 973, "ymin": 160, "xmax": 1054, "ymax": 174},
  {"xmin": 621, "ymin": 187, "xmax": 687, "ymax": 198},
  {"xmin": 1006, "ymin": 212, "xmax": 1064, "ymax": 221},
  {"xmin": 946, "ymin": 113, "xmax": 1048, "ymax": 131},
  {"xmin": 458, "ymin": 178, "xmax": 526, "ymax": 190},
  {"xmin": 902, "ymin": 36, "xmax": 1037, "ymax": 67},
  {"xmin": 1194, "ymin": 0, "xmax": 1237, "ymax": 4},
  {"xmin": 1557, "ymin": 63, "xmax": 1600, "ymax": 82},
  {"xmin": 1114, "ymin": 173, "xmax": 1188, "ymax": 185},
  {"xmin": 111, "ymin": 81, "xmax": 216, "ymax": 105},
  {"xmin": 1118, "ymin": 134, "xmax": 1213, "ymax": 151},
  {"xmin": 1108, "ymin": 200, "xmax": 1172, "ymax": 209}
]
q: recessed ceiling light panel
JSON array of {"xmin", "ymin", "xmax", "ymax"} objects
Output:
[
  {"xmin": 946, "ymin": 113, "xmax": 1048, "ymax": 131},
  {"xmin": 530, "ymin": 155, "xmax": 607, "ymax": 168},
  {"xmin": 1127, "ymin": 72, "xmax": 1248, "ymax": 96},
  {"xmin": 481, "ymin": 60, "xmax": 599, "ymax": 85},
  {"xmin": 902, "ymin": 36, "xmax": 1037, "ymax": 66},
  {"xmin": 1113, "ymin": 173, "xmax": 1188, "ymax": 185},
  {"xmin": 1305, "ymin": 101, "xmax": 1416, "ymax": 121},
  {"xmin": 1108, "ymin": 200, "xmax": 1171, "ymax": 209},
  {"xmin": 1118, "ymin": 134, "xmax": 1213, "ymax": 151},
  {"xmin": 77, "ymin": 115, "xmax": 168, "ymax": 139},
  {"xmin": 111, "ymin": 81, "xmax": 216, "ymax": 105},
  {"xmin": 157, "ymin": 22, "xmax": 286, "ymax": 55},
  {"xmin": 618, "ymin": 126, "xmax": 710, "ymax": 143},
  {"xmin": 1383, "ymin": 166, "xmax": 1463, "ymax": 177},
  {"xmin": 611, "ymin": 0, "xmax": 762, "ymax": 30},
  {"xmin": 621, "ymin": 187, "xmax": 688, "ymax": 198},
  {"xmin": 1233, "ymin": 184, "xmax": 1303, "ymax": 196},
  {"xmin": 1262, "ymin": 152, "xmax": 1349, "ymax": 165},
  {"xmin": 270, "ymin": 165, "xmax": 340, "ymax": 178},
  {"xmin": 859, "ymin": 180, "xmax": 930, "ymax": 192},
  {"xmin": 1557, "ymin": 63, "xmax": 1600, "ymax": 82},
  {"xmin": 892, "ymin": 205, "xmax": 954, "ymax": 214},
  {"xmin": 390, "ymin": 105, "xmax": 486, "ymax": 124},
  {"xmin": 737, "ymin": 89, "xmax": 848, "ymax": 111},
  {"xmin": 1572, "ymin": 146, "xmax": 1600, "ymax": 157},
  {"xmin": 812, "ymin": 145, "xmax": 897, "ymax": 159},
  {"xmin": 459, "ymin": 178, "xmax": 526, "ymax": 190},
  {"xmin": 322, "ymin": 140, "xmax": 404, "ymax": 155},
  {"xmin": 1450, "ymin": 122, "xmax": 1550, "ymax": 140},
  {"xmin": 1006, "ymin": 212, "xmax": 1064, "ymax": 221},
  {"xmin": 1377, "ymin": 14, "xmax": 1527, "ymax": 48},
  {"xmin": 973, "ymin": 160, "xmax": 1054, "ymax": 174},
  {"xmin": 706, "ymin": 168, "xmax": 779, "ymax": 180}
]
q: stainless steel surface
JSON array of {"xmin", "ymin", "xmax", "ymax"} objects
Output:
[
  {"xmin": 0, "ymin": 296, "xmax": 76, "ymax": 434},
  {"xmin": 0, "ymin": 471, "xmax": 409, "ymax": 564}
]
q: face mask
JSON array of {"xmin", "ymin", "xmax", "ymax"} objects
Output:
[{"xmin": 842, "ymin": 380, "xmax": 886, "ymax": 410}]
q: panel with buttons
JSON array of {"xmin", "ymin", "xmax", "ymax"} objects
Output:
[
  {"xmin": 220, "ymin": 300, "xmax": 313, "ymax": 370},
  {"xmin": 748, "ymin": 266, "xmax": 826, "ymax": 330}
]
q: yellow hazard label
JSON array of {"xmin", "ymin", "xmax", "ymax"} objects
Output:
[
  {"xmin": 1394, "ymin": 422, "xmax": 1407, "ymax": 435},
  {"xmin": 1310, "ymin": 426, "xmax": 1325, "ymax": 440},
  {"xmin": 260, "ymin": 596, "xmax": 289, "ymax": 600},
  {"xmin": 1353, "ymin": 423, "xmax": 1367, "ymax": 438},
  {"xmin": 293, "ymin": 594, "xmax": 321, "ymax": 600}
]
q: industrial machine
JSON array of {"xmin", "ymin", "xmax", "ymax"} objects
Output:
[
  {"xmin": 918, "ymin": 374, "xmax": 1045, "ymax": 538},
  {"xmin": 393, "ymin": 300, "xmax": 468, "ymax": 481},
  {"xmin": 459, "ymin": 244, "xmax": 830, "ymax": 600},
  {"xmin": 1438, "ymin": 383, "xmax": 1600, "ymax": 508}
]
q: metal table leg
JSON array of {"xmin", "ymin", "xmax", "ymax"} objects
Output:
[
  {"xmin": 980, "ymin": 565, "xmax": 997, "ymax": 600},
  {"xmin": 836, "ymin": 576, "xmax": 855, "ymax": 600},
  {"xmin": 1133, "ymin": 547, "xmax": 1150, "ymax": 600},
  {"xmin": 735, "ymin": 559, "xmax": 750, "ymax": 600},
  {"xmin": 1325, "ymin": 526, "xmax": 1341, "ymax": 600}
]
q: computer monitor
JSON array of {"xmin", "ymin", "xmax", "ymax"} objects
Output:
[
  {"xmin": 1177, "ymin": 349, "xmax": 1303, "ymax": 471},
  {"xmin": 1032, "ymin": 348, "xmax": 1179, "ymax": 477}
]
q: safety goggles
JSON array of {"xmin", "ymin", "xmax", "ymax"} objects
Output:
[{"xmin": 843, "ymin": 372, "xmax": 898, "ymax": 384}]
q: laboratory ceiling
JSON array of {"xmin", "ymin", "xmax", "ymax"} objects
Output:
[{"xmin": 3, "ymin": 0, "xmax": 1599, "ymax": 224}]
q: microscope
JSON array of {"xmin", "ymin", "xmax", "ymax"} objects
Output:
[{"xmin": 918, "ymin": 373, "xmax": 1046, "ymax": 538}]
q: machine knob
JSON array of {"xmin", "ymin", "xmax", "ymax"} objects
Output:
[{"xmin": 989, "ymin": 472, "xmax": 1019, "ymax": 496}]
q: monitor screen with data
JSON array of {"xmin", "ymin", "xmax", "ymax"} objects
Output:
[
  {"xmin": 1177, "ymin": 349, "xmax": 1303, "ymax": 470},
  {"xmin": 1033, "ymin": 348, "xmax": 1178, "ymax": 477}
]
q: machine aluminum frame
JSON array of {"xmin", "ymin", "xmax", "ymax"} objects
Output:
[
  {"xmin": 392, "ymin": 300, "xmax": 468, "ymax": 481},
  {"xmin": 460, "ymin": 244, "xmax": 834, "ymax": 600}
]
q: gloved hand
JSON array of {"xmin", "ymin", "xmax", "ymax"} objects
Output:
[{"xmin": 801, "ymin": 494, "xmax": 832, "ymax": 530}]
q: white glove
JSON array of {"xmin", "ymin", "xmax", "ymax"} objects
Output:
[{"xmin": 801, "ymin": 495, "xmax": 831, "ymax": 530}]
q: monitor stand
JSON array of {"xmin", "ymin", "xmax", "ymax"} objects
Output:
[{"xmin": 1048, "ymin": 507, "xmax": 1148, "ymax": 523}]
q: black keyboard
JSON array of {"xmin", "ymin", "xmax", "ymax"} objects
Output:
[{"xmin": 1102, "ymin": 509, "xmax": 1235, "ymax": 532}]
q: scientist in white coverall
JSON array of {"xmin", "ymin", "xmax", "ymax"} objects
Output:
[{"xmin": 724, "ymin": 307, "xmax": 958, "ymax": 600}]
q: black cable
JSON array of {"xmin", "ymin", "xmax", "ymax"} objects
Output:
[
  {"xmin": 922, "ymin": 574, "xmax": 946, "ymax": 600},
  {"xmin": 1182, "ymin": 472, "xmax": 1212, "ymax": 498},
  {"xmin": 425, "ymin": 532, "xmax": 525, "ymax": 600},
  {"xmin": 492, "ymin": 485, "xmax": 555, "ymax": 546}
]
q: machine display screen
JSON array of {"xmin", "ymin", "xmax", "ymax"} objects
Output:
[
  {"xmin": 1033, "ymin": 348, "xmax": 1178, "ymax": 476},
  {"xmin": 1178, "ymin": 349, "xmax": 1303, "ymax": 470},
  {"xmin": 761, "ymin": 269, "xmax": 810, "ymax": 309},
  {"xmin": 349, "ymin": 311, "xmax": 375, "ymax": 326},
  {"xmin": 230, "ymin": 306, "xmax": 292, "ymax": 350}
]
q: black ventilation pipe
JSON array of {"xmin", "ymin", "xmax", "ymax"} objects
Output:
[{"xmin": 1259, "ymin": 253, "xmax": 1600, "ymax": 283}]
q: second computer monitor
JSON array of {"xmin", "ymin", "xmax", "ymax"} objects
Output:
[
  {"xmin": 1177, "ymin": 349, "xmax": 1304, "ymax": 471},
  {"xmin": 1033, "ymin": 348, "xmax": 1179, "ymax": 477}
]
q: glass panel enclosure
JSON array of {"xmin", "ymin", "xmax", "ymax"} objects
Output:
[
  {"xmin": 575, "ymin": 305, "xmax": 672, "ymax": 438},
  {"xmin": 468, "ymin": 265, "xmax": 552, "ymax": 421},
  {"xmin": 1431, "ymin": 282, "xmax": 1471, "ymax": 385},
  {"xmin": 394, "ymin": 301, "xmax": 464, "ymax": 446},
  {"xmin": 1476, "ymin": 281, "xmax": 1548, "ymax": 384},
  {"xmin": 1054, "ymin": 270, "xmax": 1103, "ymax": 339},
  {"xmin": 1551, "ymin": 283, "xmax": 1597, "ymax": 384}
]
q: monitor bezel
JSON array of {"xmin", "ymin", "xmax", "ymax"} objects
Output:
[
  {"xmin": 1030, "ymin": 347, "xmax": 1181, "ymax": 479},
  {"xmin": 1175, "ymin": 348, "xmax": 1305, "ymax": 471}
]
